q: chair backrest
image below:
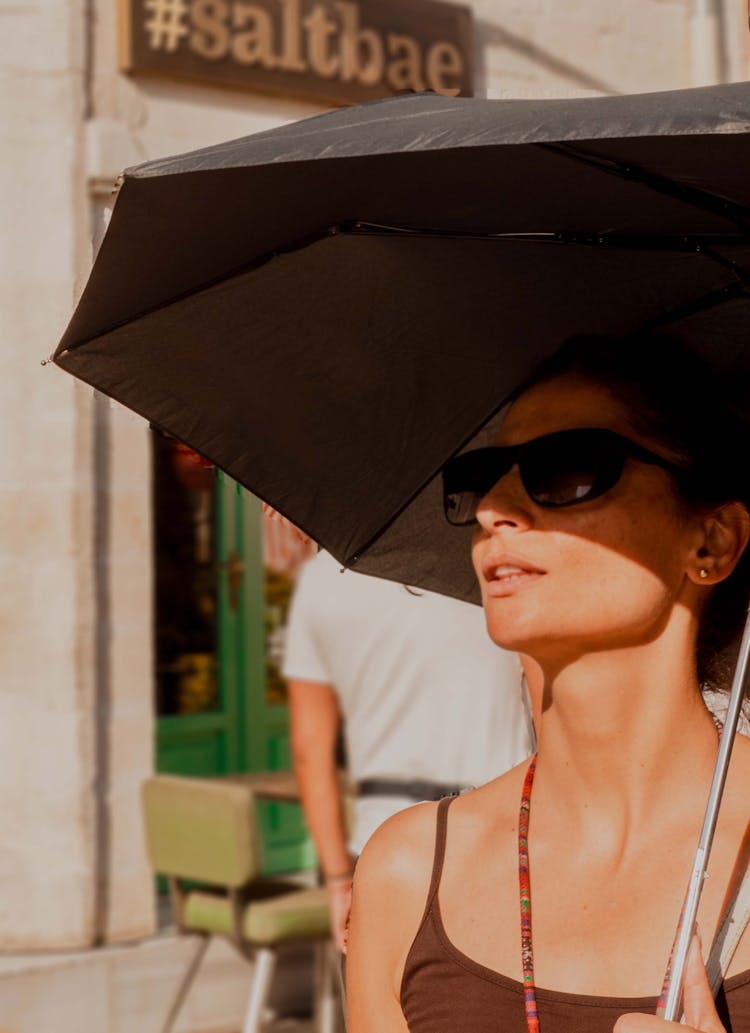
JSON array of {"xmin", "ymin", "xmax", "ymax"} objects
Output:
[{"xmin": 142, "ymin": 775, "xmax": 262, "ymax": 887}]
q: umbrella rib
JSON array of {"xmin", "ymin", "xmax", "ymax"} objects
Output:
[
  {"xmin": 643, "ymin": 243, "xmax": 750, "ymax": 329},
  {"xmin": 343, "ymin": 399, "xmax": 516, "ymax": 569},
  {"xmin": 346, "ymin": 222, "xmax": 748, "ymax": 251},
  {"xmin": 538, "ymin": 142, "xmax": 750, "ymax": 235},
  {"xmin": 696, "ymin": 243, "xmax": 750, "ymax": 286},
  {"xmin": 48, "ymin": 345, "xmax": 330, "ymax": 553},
  {"xmin": 57, "ymin": 226, "xmax": 750, "ymax": 360},
  {"xmin": 54, "ymin": 224, "xmax": 344, "ymax": 357},
  {"xmin": 644, "ymin": 280, "xmax": 748, "ymax": 332}
]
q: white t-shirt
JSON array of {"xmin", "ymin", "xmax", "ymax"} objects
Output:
[{"xmin": 283, "ymin": 551, "xmax": 533, "ymax": 853}]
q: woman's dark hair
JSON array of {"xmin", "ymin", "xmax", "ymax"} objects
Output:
[{"xmin": 521, "ymin": 331, "xmax": 750, "ymax": 692}]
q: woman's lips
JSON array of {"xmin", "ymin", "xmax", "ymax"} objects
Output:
[{"xmin": 482, "ymin": 556, "xmax": 546, "ymax": 597}]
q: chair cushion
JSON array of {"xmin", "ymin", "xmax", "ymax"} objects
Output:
[{"xmin": 182, "ymin": 884, "xmax": 331, "ymax": 945}]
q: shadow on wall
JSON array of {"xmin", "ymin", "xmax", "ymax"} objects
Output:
[{"xmin": 473, "ymin": 18, "xmax": 618, "ymax": 98}]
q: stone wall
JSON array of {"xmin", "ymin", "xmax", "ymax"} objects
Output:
[
  {"xmin": 0, "ymin": 0, "xmax": 157, "ymax": 949},
  {"xmin": 0, "ymin": 0, "xmax": 99, "ymax": 949}
]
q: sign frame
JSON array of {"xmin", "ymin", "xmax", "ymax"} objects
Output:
[{"xmin": 118, "ymin": 0, "xmax": 474, "ymax": 105}]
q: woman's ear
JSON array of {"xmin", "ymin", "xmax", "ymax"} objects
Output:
[{"xmin": 688, "ymin": 501, "xmax": 750, "ymax": 586}]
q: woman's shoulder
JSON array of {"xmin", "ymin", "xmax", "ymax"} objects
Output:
[
  {"xmin": 354, "ymin": 764, "xmax": 520, "ymax": 888},
  {"xmin": 353, "ymin": 760, "xmax": 531, "ymax": 916},
  {"xmin": 354, "ymin": 800, "xmax": 441, "ymax": 901},
  {"xmin": 350, "ymin": 801, "xmax": 442, "ymax": 977},
  {"xmin": 360, "ymin": 762, "xmax": 528, "ymax": 875}
]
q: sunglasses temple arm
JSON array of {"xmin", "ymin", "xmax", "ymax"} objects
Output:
[{"xmin": 659, "ymin": 599, "xmax": 750, "ymax": 1021}]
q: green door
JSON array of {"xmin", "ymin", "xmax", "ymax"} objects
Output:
[{"xmin": 152, "ymin": 432, "xmax": 314, "ymax": 873}]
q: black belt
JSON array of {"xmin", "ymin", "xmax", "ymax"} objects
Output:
[{"xmin": 357, "ymin": 778, "xmax": 474, "ymax": 802}]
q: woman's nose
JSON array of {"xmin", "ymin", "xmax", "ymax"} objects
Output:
[{"xmin": 475, "ymin": 466, "xmax": 533, "ymax": 533}]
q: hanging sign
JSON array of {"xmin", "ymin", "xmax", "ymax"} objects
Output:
[{"xmin": 118, "ymin": 0, "xmax": 474, "ymax": 104}]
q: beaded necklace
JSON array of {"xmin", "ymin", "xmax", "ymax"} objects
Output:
[
  {"xmin": 518, "ymin": 756, "xmax": 539, "ymax": 1033},
  {"xmin": 518, "ymin": 719, "xmax": 723, "ymax": 1033}
]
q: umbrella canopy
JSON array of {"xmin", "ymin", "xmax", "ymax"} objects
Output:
[{"xmin": 54, "ymin": 81, "xmax": 750, "ymax": 602}]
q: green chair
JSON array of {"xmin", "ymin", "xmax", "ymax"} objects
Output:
[{"xmin": 142, "ymin": 774, "xmax": 337, "ymax": 1033}]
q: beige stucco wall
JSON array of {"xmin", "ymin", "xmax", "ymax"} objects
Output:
[
  {"xmin": 1, "ymin": 0, "xmax": 748, "ymax": 957},
  {"xmin": 478, "ymin": 0, "xmax": 689, "ymax": 97},
  {"xmin": 98, "ymin": 390, "xmax": 156, "ymax": 943},
  {"xmin": 0, "ymin": 0, "xmax": 100, "ymax": 948},
  {"xmin": 478, "ymin": 0, "xmax": 748, "ymax": 98},
  {"xmin": 0, "ymin": 0, "xmax": 156, "ymax": 949}
]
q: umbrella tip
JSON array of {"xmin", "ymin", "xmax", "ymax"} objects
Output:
[{"xmin": 40, "ymin": 355, "xmax": 55, "ymax": 366}]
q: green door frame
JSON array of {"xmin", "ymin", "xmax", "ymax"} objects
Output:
[
  {"xmin": 155, "ymin": 472, "xmax": 248, "ymax": 777},
  {"xmin": 241, "ymin": 488, "xmax": 317, "ymax": 873},
  {"xmin": 156, "ymin": 467, "xmax": 314, "ymax": 873}
]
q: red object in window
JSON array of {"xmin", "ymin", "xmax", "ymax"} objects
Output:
[{"xmin": 172, "ymin": 441, "xmax": 215, "ymax": 492}]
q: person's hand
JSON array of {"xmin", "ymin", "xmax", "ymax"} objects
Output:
[
  {"xmin": 614, "ymin": 935, "xmax": 725, "ymax": 1033},
  {"xmin": 327, "ymin": 877, "xmax": 354, "ymax": 954}
]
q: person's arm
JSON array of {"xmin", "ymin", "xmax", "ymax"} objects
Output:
[{"xmin": 288, "ymin": 678, "xmax": 353, "ymax": 951}]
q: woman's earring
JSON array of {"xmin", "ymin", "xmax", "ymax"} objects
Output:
[{"xmin": 699, "ymin": 568, "xmax": 710, "ymax": 580}]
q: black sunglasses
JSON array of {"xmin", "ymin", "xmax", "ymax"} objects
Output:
[{"xmin": 442, "ymin": 427, "xmax": 691, "ymax": 526}]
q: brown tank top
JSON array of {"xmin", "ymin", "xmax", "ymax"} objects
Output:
[{"xmin": 400, "ymin": 797, "xmax": 750, "ymax": 1032}]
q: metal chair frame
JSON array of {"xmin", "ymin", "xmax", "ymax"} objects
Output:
[{"xmin": 157, "ymin": 873, "xmax": 339, "ymax": 1033}]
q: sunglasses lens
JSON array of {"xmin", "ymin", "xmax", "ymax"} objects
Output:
[
  {"xmin": 442, "ymin": 431, "xmax": 631, "ymax": 524},
  {"xmin": 522, "ymin": 432, "xmax": 626, "ymax": 507},
  {"xmin": 443, "ymin": 448, "xmax": 508, "ymax": 526},
  {"xmin": 444, "ymin": 489, "xmax": 486, "ymax": 526},
  {"xmin": 524, "ymin": 465, "xmax": 600, "ymax": 505}
]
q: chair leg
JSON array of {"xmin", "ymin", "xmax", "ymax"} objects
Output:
[
  {"xmin": 160, "ymin": 936, "xmax": 210, "ymax": 1033},
  {"xmin": 313, "ymin": 940, "xmax": 339, "ymax": 1033},
  {"xmin": 243, "ymin": 947, "xmax": 277, "ymax": 1033}
]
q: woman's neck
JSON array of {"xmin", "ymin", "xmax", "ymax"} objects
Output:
[{"xmin": 532, "ymin": 637, "xmax": 719, "ymax": 847}]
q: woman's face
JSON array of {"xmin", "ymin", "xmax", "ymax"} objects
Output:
[{"xmin": 472, "ymin": 371, "xmax": 702, "ymax": 664}]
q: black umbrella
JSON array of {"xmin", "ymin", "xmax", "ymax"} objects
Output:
[
  {"xmin": 53, "ymin": 81, "xmax": 750, "ymax": 602},
  {"xmin": 53, "ymin": 81, "xmax": 750, "ymax": 1018}
]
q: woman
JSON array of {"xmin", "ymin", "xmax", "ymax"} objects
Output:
[{"xmin": 346, "ymin": 334, "xmax": 750, "ymax": 1033}]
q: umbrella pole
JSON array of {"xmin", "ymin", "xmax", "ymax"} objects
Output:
[{"xmin": 660, "ymin": 603, "xmax": 750, "ymax": 1021}]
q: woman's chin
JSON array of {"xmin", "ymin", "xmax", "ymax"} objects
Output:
[
  {"xmin": 484, "ymin": 618, "xmax": 544, "ymax": 655},
  {"xmin": 482, "ymin": 594, "xmax": 550, "ymax": 650},
  {"xmin": 482, "ymin": 603, "xmax": 581, "ymax": 658}
]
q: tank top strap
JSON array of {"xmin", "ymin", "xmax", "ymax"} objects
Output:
[{"xmin": 419, "ymin": 795, "xmax": 456, "ymax": 922}]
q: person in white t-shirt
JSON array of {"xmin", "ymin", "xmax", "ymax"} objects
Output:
[{"xmin": 283, "ymin": 549, "xmax": 533, "ymax": 952}]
